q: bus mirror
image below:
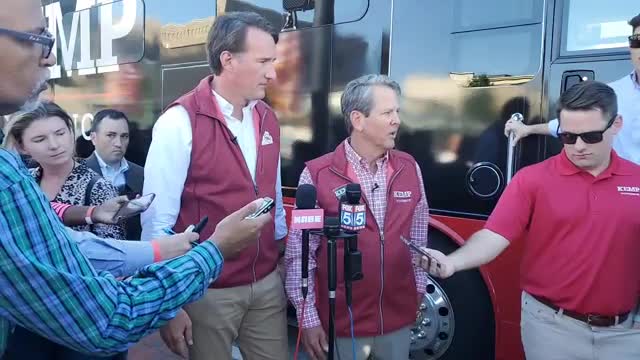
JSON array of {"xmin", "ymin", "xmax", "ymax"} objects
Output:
[
  {"xmin": 282, "ymin": 0, "xmax": 315, "ymax": 12},
  {"xmin": 465, "ymin": 162, "xmax": 503, "ymax": 199}
]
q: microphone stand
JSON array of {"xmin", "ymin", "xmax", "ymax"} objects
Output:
[
  {"xmin": 316, "ymin": 217, "xmax": 356, "ymax": 360},
  {"xmin": 302, "ymin": 229, "xmax": 309, "ymax": 298},
  {"xmin": 344, "ymin": 229, "xmax": 362, "ymax": 308}
]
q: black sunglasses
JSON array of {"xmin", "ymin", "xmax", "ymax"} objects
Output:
[
  {"xmin": 557, "ymin": 115, "xmax": 616, "ymax": 145},
  {"xmin": 630, "ymin": 34, "xmax": 640, "ymax": 49},
  {"xmin": 0, "ymin": 27, "xmax": 54, "ymax": 59}
]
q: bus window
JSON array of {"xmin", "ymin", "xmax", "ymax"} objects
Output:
[
  {"xmin": 148, "ymin": 0, "xmax": 218, "ymax": 49},
  {"xmin": 222, "ymin": 0, "xmax": 368, "ymax": 29},
  {"xmin": 452, "ymin": 0, "xmax": 543, "ymax": 32},
  {"xmin": 561, "ymin": 0, "xmax": 636, "ymax": 55},
  {"xmin": 450, "ymin": 25, "xmax": 542, "ymax": 86},
  {"xmin": 389, "ymin": 0, "xmax": 545, "ymax": 216},
  {"xmin": 449, "ymin": 0, "xmax": 544, "ymax": 85}
]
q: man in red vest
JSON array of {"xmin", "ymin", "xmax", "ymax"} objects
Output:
[
  {"xmin": 142, "ymin": 12, "xmax": 288, "ymax": 360},
  {"xmin": 285, "ymin": 74, "xmax": 429, "ymax": 360}
]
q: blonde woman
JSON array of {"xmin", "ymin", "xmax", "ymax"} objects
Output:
[{"xmin": 4, "ymin": 101, "xmax": 124, "ymax": 239}]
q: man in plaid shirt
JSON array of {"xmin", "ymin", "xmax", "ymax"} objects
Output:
[
  {"xmin": 0, "ymin": 1, "xmax": 271, "ymax": 356},
  {"xmin": 285, "ymin": 74, "xmax": 429, "ymax": 360}
]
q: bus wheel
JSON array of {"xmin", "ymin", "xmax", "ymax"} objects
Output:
[{"xmin": 409, "ymin": 232, "xmax": 495, "ymax": 360}]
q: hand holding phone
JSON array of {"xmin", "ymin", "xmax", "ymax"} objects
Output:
[
  {"xmin": 184, "ymin": 216, "xmax": 209, "ymax": 248},
  {"xmin": 245, "ymin": 197, "xmax": 275, "ymax": 219},
  {"xmin": 115, "ymin": 193, "xmax": 155, "ymax": 220},
  {"xmin": 187, "ymin": 216, "xmax": 209, "ymax": 233},
  {"xmin": 401, "ymin": 236, "xmax": 458, "ymax": 278},
  {"xmin": 401, "ymin": 236, "xmax": 441, "ymax": 269}
]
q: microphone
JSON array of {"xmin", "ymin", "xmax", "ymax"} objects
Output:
[
  {"xmin": 340, "ymin": 183, "xmax": 366, "ymax": 232},
  {"xmin": 340, "ymin": 183, "xmax": 365, "ymax": 307},
  {"xmin": 372, "ymin": 183, "xmax": 379, "ymax": 192},
  {"xmin": 291, "ymin": 184, "xmax": 323, "ymax": 299}
]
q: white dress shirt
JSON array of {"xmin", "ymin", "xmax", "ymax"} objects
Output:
[
  {"xmin": 94, "ymin": 151, "xmax": 129, "ymax": 190},
  {"xmin": 141, "ymin": 91, "xmax": 287, "ymax": 242},
  {"xmin": 548, "ymin": 71, "xmax": 640, "ymax": 163}
]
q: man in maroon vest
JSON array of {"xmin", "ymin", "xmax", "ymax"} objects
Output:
[
  {"xmin": 285, "ymin": 74, "xmax": 429, "ymax": 360},
  {"xmin": 142, "ymin": 12, "xmax": 288, "ymax": 360}
]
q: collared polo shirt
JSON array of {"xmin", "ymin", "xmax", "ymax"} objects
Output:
[{"xmin": 485, "ymin": 150, "xmax": 640, "ymax": 315}]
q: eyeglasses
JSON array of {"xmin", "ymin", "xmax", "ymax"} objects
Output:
[
  {"xmin": 630, "ymin": 34, "xmax": 640, "ymax": 49},
  {"xmin": 0, "ymin": 27, "xmax": 54, "ymax": 59},
  {"xmin": 557, "ymin": 115, "xmax": 616, "ymax": 145}
]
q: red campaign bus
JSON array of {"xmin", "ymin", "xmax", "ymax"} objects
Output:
[{"xmin": 41, "ymin": 0, "xmax": 635, "ymax": 358}]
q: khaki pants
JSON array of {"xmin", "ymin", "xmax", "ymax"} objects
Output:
[
  {"xmin": 334, "ymin": 326, "xmax": 411, "ymax": 360},
  {"xmin": 521, "ymin": 291, "xmax": 640, "ymax": 360},
  {"xmin": 184, "ymin": 270, "xmax": 288, "ymax": 360}
]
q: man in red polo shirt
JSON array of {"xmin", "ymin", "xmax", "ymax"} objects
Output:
[{"xmin": 420, "ymin": 80, "xmax": 640, "ymax": 359}]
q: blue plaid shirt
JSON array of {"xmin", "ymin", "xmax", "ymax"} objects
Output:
[{"xmin": 0, "ymin": 149, "xmax": 224, "ymax": 356}]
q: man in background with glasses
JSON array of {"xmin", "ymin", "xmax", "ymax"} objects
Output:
[
  {"xmin": 420, "ymin": 80, "xmax": 640, "ymax": 360},
  {"xmin": 505, "ymin": 12, "xmax": 640, "ymax": 162}
]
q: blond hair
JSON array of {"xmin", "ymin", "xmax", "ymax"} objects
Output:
[{"xmin": 2, "ymin": 101, "xmax": 75, "ymax": 151}]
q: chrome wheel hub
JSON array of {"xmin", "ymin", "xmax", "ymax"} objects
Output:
[{"xmin": 409, "ymin": 276, "xmax": 455, "ymax": 359}]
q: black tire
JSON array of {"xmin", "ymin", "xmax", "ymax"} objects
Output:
[{"xmin": 410, "ymin": 231, "xmax": 495, "ymax": 360}]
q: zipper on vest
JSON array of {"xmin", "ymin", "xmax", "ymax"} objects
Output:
[
  {"xmin": 330, "ymin": 162, "xmax": 408, "ymax": 335},
  {"xmin": 257, "ymin": 107, "xmax": 267, "ymax": 176},
  {"xmin": 378, "ymin": 163, "xmax": 405, "ymax": 335},
  {"xmin": 379, "ymin": 231, "xmax": 385, "ymax": 335},
  {"xmin": 251, "ymin": 108, "xmax": 268, "ymax": 283},
  {"xmin": 250, "ymin": 180, "xmax": 259, "ymax": 282}
]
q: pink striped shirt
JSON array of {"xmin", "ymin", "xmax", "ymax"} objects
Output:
[{"xmin": 50, "ymin": 202, "xmax": 71, "ymax": 219}]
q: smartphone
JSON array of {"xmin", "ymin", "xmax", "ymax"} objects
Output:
[
  {"xmin": 185, "ymin": 216, "xmax": 209, "ymax": 234},
  {"xmin": 245, "ymin": 197, "xmax": 275, "ymax": 219},
  {"xmin": 115, "ymin": 193, "xmax": 156, "ymax": 220},
  {"xmin": 401, "ymin": 236, "xmax": 441, "ymax": 268},
  {"xmin": 184, "ymin": 216, "xmax": 209, "ymax": 248}
]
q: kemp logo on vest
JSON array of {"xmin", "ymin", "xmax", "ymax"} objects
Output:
[
  {"xmin": 617, "ymin": 186, "xmax": 640, "ymax": 196},
  {"xmin": 261, "ymin": 131, "xmax": 273, "ymax": 146},
  {"xmin": 393, "ymin": 190, "xmax": 412, "ymax": 202}
]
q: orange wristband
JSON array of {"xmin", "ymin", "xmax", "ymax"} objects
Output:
[{"xmin": 151, "ymin": 240, "xmax": 162, "ymax": 262}]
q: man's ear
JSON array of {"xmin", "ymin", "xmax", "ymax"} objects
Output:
[
  {"xmin": 350, "ymin": 111, "xmax": 366, "ymax": 132},
  {"xmin": 90, "ymin": 131, "xmax": 97, "ymax": 146},
  {"xmin": 219, "ymin": 51, "xmax": 234, "ymax": 73},
  {"xmin": 611, "ymin": 114, "xmax": 623, "ymax": 135}
]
